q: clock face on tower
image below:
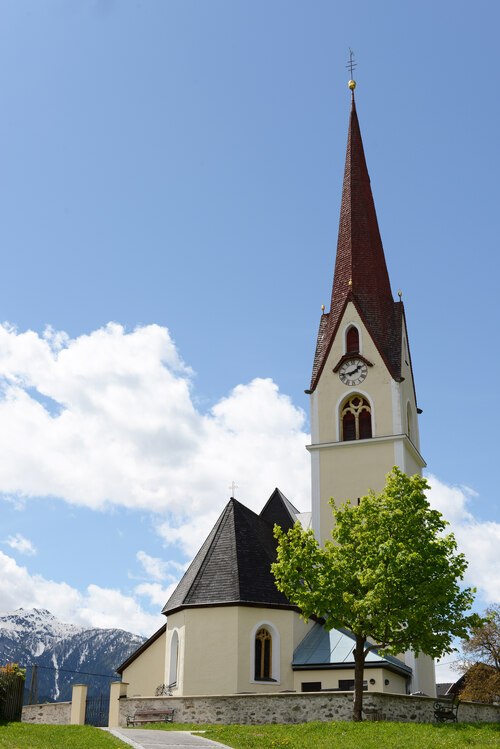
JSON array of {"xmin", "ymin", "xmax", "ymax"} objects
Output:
[{"xmin": 338, "ymin": 358, "xmax": 368, "ymax": 386}]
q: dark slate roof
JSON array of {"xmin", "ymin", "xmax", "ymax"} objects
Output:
[
  {"xmin": 436, "ymin": 682, "xmax": 454, "ymax": 698},
  {"xmin": 259, "ymin": 487, "xmax": 299, "ymax": 531},
  {"xmin": 162, "ymin": 490, "xmax": 299, "ymax": 616},
  {"xmin": 309, "ymin": 93, "xmax": 403, "ymax": 392}
]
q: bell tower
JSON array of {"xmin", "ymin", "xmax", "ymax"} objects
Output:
[{"xmin": 306, "ymin": 81, "xmax": 426, "ymax": 545}]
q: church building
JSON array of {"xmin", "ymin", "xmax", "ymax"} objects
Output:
[{"xmin": 117, "ymin": 81, "xmax": 436, "ymax": 699}]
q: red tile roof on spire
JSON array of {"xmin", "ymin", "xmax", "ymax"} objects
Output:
[{"xmin": 309, "ymin": 92, "xmax": 403, "ymax": 392}]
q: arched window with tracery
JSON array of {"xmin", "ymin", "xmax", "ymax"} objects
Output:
[
  {"xmin": 254, "ymin": 627, "xmax": 272, "ymax": 681},
  {"xmin": 341, "ymin": 395, "xmax": 372, "ymax": 441},
  {"xmin": 346, "ymin": 326, "xmax": 360, "ymax": 354}
]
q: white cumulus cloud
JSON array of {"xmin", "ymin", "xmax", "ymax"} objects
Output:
[
  {"xmin": 0, "ymin": 323, "xmax": 310, "ymax": 532},
  {"xmin": 136, "ymin": 551, "xmax": 168, "ymax": 582},
  {"xmin": 135, "ymin": 582, "xmax": 178, "ymax": 608},
  {"xmin": 426, "ymin": 474, "xmax": 500, "ymax": 604},
  {"xmin": 0, "ymin": 322, "xmax": 310, "ymax": 623},
  {"xmin": 5, "ymin": 533, "xmax": 36, "ymax": 556},
  {"xmin": 0, "ymin": 550, "xmax": 163, "ymax": 635}
]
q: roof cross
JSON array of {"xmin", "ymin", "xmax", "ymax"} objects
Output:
[
  {"xmin": 229, "ymin": 481, "xmax": 238, "ymax": 498},
  {"xmin": 346, "ymin": 48, "xmax": 357, "ymax": 79}
]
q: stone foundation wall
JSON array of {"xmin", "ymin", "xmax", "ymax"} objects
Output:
[
  {"xmin": 118, "ymin": 692, "xmax": 500, "ymax": 726},
  {"xmin": 22, "ymin": 701, "xmax": 71, "ymax": 725},
  {"xmin": 20, "ymin": 690, "xmax": 500, "ymax": 726}
]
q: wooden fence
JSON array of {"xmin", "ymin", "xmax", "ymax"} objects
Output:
[{"xmin": 0, "ymin": 674, "xmax": 25, "ymax": 722}]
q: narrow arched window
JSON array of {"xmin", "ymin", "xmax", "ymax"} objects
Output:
[
  {"xmin": 407, "ymin": 402, "xmax": 413, "ymax": 441},
  {"xmin": 346, "ymin": 326, "xmax": 359, "ymax": 354},
  {"xmin": 168, "ymin": 630, "xmax": 179, "ymax": 687},
  {"xmin": 359, "ymin": 408, "xmax": 372, "ymax": 439},
  {"xmin": 254, "ymin": 628, "xmax": 272, "ymax": 680},
  {"xmin": 343, "ymin": 410, "xmax": 356, "ymax": 441},
  {"xmin": 341, "ymin": 395, "xmax": 372, "ymax": 441}
]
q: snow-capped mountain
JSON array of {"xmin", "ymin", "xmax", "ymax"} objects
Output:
[
  {"xmin": 0, "ymin": 608, "xmax": 83, "ymax": 662},
  {"xmin": 0, "ymin": 608, "xmax": 145, "ymax": 702}
]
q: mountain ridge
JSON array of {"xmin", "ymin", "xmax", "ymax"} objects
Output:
[{"xmin": 0, "ymin": 608, "xmax": 145, "ymax": 702}]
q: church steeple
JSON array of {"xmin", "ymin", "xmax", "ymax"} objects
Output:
[
  {"xmin": 309, "ymin": 90, "xmax": 402, "ymax": 392},
  {"xmin": 307, "ymin": 79, "xmax": 425, "ymax": 547}
]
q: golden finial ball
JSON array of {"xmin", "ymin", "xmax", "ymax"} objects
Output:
[{"xmin": 348, "ymin": 79, "xmax": 356, "ymax": 91}]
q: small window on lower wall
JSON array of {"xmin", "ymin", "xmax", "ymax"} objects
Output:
[
  {"xmin": 338, "ymin": 679, "xmax": 368, "ymax": 691},
  {"xmin": 301, "ymin": 682, "xmax": 322, "ymax": 692}
]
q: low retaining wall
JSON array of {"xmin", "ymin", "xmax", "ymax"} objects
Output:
[
  {"xmin": 22, "ymin": 701, "xmax": 71, "ymax": 725},
  {"xmin": 118, "ymin": 692, "xmax": 500, "ymax": 726}
]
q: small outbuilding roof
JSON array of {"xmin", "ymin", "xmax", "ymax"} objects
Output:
[{"xmin": 293, "ymin": 623, "xmax": 412, "ymax": 678}]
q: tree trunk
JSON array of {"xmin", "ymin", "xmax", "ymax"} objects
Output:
[{"xmin": 352, "ymin": 634, "xmax": 366, "ymax": 721}]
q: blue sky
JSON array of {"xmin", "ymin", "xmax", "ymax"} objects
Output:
[{"xmin": 0, "ymin": 1, "xmax": 499, "ymax": 681}]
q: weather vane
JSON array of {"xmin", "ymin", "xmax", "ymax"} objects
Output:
[{"xmin": 346, "ymin": 48, "xmax": 357, "ymax": 91}]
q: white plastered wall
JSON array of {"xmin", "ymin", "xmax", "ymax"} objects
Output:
[
  {"xmin": 121, "ymin": 629, "xmax": 167, "ymax": 697},
  {"xmin": 236, "ymin": 607, "xmax": 313, "ymax": 693},
  {"xmin": 293, "ymin": 666, "xmax": 408, "ymax": 694},
  {"xmin": 165, "ymin": 606, "xmax": 313, "ymax": 696}
]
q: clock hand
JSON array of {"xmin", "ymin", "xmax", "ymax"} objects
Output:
[{"xmin": 346, "ymin": 364, "xmax": 362, "ymax": 377}]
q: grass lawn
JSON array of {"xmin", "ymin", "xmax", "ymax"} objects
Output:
[
  {"xmin": 139, "ymin": 720, "xmax": 500, "ymax": 748},
  {"xmin": 0, "ymin": 722, "xmax": 128, "ymax": 749},
  {"xmin": 0, "ymin": 721, "xmax": 498, "ymax": 748}
]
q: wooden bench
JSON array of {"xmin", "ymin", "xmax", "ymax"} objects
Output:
[
  {"xmin": 126, "ymin": 708, "xmax": 175, "ymax": 726},
  {"xmin": 433, "ymin": 695, "xmax": 460, "ymax": 723}
]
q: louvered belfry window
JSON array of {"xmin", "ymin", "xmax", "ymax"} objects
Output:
[
  {"xmin": 341, "ymin": 395, "xmax": 372, "ymax": 441},
  {"xmin": 346, "ymin": 326, "xmax": 359, "ymax": 353},
  {"xmin": 255, "ymin": 628, "xmax": 272, "ymax": 680}
]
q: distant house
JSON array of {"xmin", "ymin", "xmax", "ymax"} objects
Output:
[{"xmin": 436, "ymin": 682, "xmax": 454, "ymax": 698}]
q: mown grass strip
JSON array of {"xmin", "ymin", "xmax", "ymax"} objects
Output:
[
  {"xmin": 1, "ymin": 720, "xmax": 498, "ymax": 748},
  {"xmin": 138, "ymin": 720, "xmax": 500, "ymax": 749},
  {"xmin": 0, "ymin": 722, "xmax": 128, "ymax": 749}
]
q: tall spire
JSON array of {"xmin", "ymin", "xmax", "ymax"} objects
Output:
[{"xmin": 309, "ymin": 86, "xmax": 402, "ymax": 392}]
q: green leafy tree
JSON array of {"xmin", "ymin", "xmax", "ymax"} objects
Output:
[
  {"xmin": 272, "ymin": 468, "xmax": 478, "ymax": 721},
  {"xmin": 0, "ymin": 662, "xmax": 26, "ymax": 699}
]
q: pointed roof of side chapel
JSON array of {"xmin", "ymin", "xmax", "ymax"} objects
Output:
[
  {"xmin": 309, "ymin": 91, "xmax": 403, "ymax": 392},
  {"xmin": 162, "ymin": 490, "xmax": 300, "ymax": 616}
]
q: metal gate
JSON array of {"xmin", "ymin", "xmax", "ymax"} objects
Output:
[{"xmin": 85, "ymin": 693, "xmax": 110, "ymax": 727}]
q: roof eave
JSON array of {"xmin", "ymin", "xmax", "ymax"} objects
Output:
[
  {"xmin": 163, "ymin": 600, "xmax": 301, "ymax": 617},
  {"xmin": 115, "ymin": 623, "xmax": 166, "ymax": 674},
  {"xmin": 292, "ymin": 659, "xmax": 412, "ymax": 678}
]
